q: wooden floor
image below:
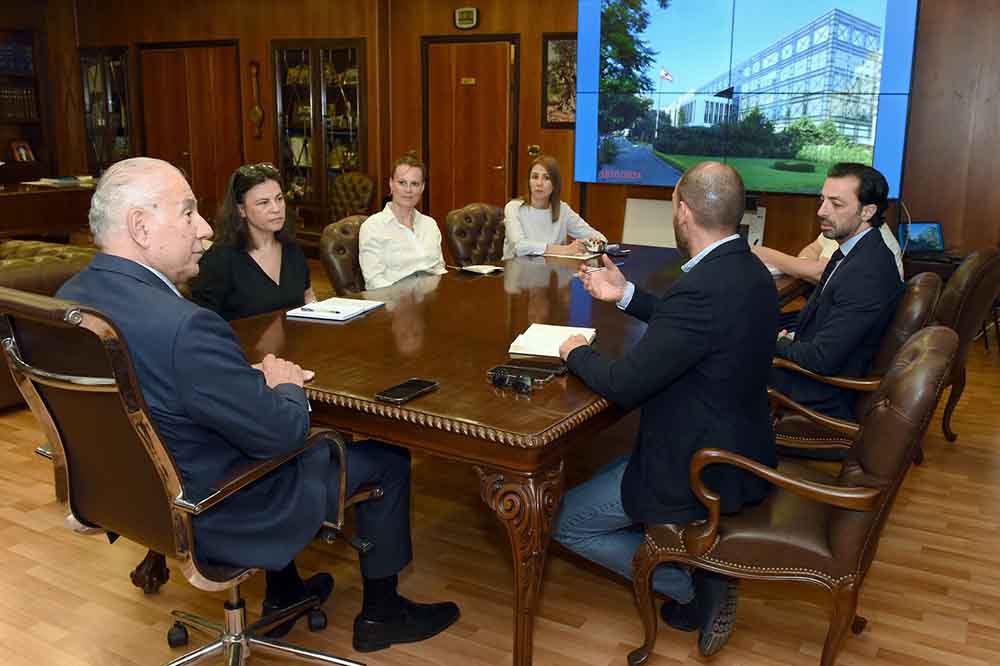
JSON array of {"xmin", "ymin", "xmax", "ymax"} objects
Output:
[{"xmin": 1, "ymin": 275, "xmax": 998, "ymax": 665}]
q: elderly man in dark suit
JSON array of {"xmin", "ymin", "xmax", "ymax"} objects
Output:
[
  {"xmin": 57, "ymin": 157, "xmax": 458, "ymax": 652},
  {"xmin": 555, "ymin": 162, "xmax": 778, "ymax": 657},
  {"xmin": 771, "ymin": 163, "xmax": 903, "ymax": 426}
]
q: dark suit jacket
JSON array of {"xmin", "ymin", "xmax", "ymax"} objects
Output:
[
  {"xmin": 58, "ymin": 253, "xmax": 327, "ymax": 570},
  {"xmin": 772, "ymin": 228, "xmax": 903, "ymax": 420},
  {"xmin": 567, "ymin": 240, "xmax": 779, "ymax": 525}
]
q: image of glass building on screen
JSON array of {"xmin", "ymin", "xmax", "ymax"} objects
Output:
[{"xmin": 573, "ymin": 0, "xmax": 918, "ymax": 196}]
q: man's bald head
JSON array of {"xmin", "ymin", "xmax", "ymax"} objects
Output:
[
  {"xmin": 675, "ymin": 162, "xmax": 745, "ymax": 233},
  {"xmin": 88, "ymin": 157, "xmax": 184, "ymax": 247}
]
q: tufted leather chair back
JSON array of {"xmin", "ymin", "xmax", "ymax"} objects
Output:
[
  {"xmin": 329, "ymin": 172, "xmax": 375, "ymax": 222},
  {"xmin": 932, "ymin": 248, "xmax": 1000, "ymax": 368},
  {"xmin": 853, "ymin": 271, "xmax": 941, "ymax": 418},
  {"xmin": 831, "ymin": 326, "xmax": 957, "ymax": 578},
  {"xmin": 444, "ymin": 203, "xmax": 505, "ymax": 266},
  {"xmin": 319, "ymin": 215, "xmax": 367, "ymax": 295},
  {"xmin": 0, "ymin": 241, "xmax": 98, "ymax": 408}
]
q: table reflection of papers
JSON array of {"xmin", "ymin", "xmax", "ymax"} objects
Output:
[
  {"xmin": 503, "ymin": 256, "xmax": 578, "ymax": 294},
  {"xmin": 363, "ymin": 273, "xmax": 441, "ymax": 356}
]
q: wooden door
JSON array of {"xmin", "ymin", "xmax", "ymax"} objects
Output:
[
  {"xmin": 141, "ymin": 45, "xmax": 243, "ymax": 223},
  {"xmin": 426, "ymin": 41, "xmax": 513, "ymax": 225}
]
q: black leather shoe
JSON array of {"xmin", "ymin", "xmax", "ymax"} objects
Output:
[
  {"xmin": 261, "ymin": 572, "xmax": 334, "ymax": 638},
  {"xmin": 695, "ymin": 573, "xmax": 738, "ymax": 657},
  {"xmin": 660, "ymin": 598, "xmax": 698, "ymax": 632},
  {"xmin": 353, "ymin": 598, "xmax": 460, "ymax": 652}
]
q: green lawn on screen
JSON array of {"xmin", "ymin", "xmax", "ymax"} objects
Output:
[{"xmin": 654, "ymin": 151, "xmax": 832, "ymax": 193}]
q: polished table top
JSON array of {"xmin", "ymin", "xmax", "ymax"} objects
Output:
[
  {"xmin": 232, "ymin": 243, "xmax": 801, "ymax": 666},
  {"xmin": 234, "ymin": 244, "xmax": 801, "ymax": 453}
]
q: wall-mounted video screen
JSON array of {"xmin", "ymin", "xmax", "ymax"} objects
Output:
[{"xmin": 574, "ymin": 0, "xmax": 919, "ymax": 197}]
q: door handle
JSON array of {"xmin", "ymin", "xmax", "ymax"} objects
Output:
[{"xmin": 491, "ymin": 164, "xmax": 505, "ymax": 171}]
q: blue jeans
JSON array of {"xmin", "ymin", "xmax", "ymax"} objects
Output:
[{"xmin": 552, "ymin": 455, "xmax": 695, "ymax": 603}]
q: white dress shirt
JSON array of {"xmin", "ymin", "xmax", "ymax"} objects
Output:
[
  {"xmin": 502, "ymin": 199, "xmax": 607, "ymax": 260},
  {"xmin": 359, "ymin": 203, "xmax": 447, "ymax": 290}
]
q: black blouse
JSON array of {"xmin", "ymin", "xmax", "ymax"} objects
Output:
[{"xmin": 190, "ymin": 241, "xmax": 311, "ymax": 321}]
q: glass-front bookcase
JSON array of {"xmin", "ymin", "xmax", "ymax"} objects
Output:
[
  {"xmin": 273, "ymin": 39, "xmax": 365, "ymax": 245},
  {"xmin": 79, "ymin": 47, "xmax": 131, "ymax": 174}
]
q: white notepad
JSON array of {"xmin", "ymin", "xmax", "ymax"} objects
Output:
[
  {"xmin": 509, "ymin": 323, "xmax": 597, "ymax": 358},
  {"xmin": 286, "ymin": 297, "xmax": 384, "ymax": 322},
  {"xmin": 542, "ymin": 251, "xmax": 602, "ymax": 260},
  {"xmin": 458, "ymin": 264, "xmax": 504, "ymax": 275}
]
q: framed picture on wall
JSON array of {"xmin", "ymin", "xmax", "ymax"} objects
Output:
[
  {"xmin": 541, "ymin": 33, "xmax": 577, "ymax": 129},
  {"xmin": 10, "ymin": 139, "xmax": 36, "ymax": 162}
]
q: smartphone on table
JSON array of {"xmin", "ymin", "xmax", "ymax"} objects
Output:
[{"xmin": 375, "ymin": 378, "xmax": 439, "ymax": 404}]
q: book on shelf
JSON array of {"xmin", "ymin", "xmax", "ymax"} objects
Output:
[
  {"xmin": 286, "ymin": 296, "xmax": 384, "ymax": 322},
  {"xmin": 508, "ymin": 323, "xmax": 596, "ymax": 359}
]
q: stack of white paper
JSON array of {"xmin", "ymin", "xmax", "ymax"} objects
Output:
[
  {"xmin": 541, "ymin": 251, "xmax": 602, "ymax": 260},
  {"xmin": 287, "ymin": 297, "xmax": 384, "ymax": 322},
  {"xmin": 509, "ymin": 323, "xmax": 596, "ymax": 358}
]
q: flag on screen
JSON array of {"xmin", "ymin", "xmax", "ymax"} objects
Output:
[{"xmin": 660, "ymin": 67, "xmax": 673, "ymax": 82}]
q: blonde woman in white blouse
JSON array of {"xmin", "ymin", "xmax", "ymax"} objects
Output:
[
  {"xmin": 359, "ymin": 154, "xmax": 447, "ymax": 289},
  {"xmin": 502, "ymin": 155, "xmax": 607, "ymax": 260}
]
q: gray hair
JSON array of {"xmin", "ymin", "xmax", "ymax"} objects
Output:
[{"xmin": 88, "ymin": 157, "xmax": 179, "ymax": 246}]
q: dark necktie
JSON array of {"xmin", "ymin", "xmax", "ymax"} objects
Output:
[{"xmin": 819, "ymin": 248, "xmax": 845, "ymax": 292}]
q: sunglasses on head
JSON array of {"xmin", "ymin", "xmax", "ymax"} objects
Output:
[{"xmin": 236, "ymin": 162, "xmax": 279, "ymax": 178}]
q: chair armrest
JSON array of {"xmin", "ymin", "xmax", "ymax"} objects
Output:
[
  {"xmin": 174, "ymin": 428, "xmax": 342, "ymax": 515},
  {"xmin": 768, "ymin": 387, "xmax": 860, "ymax": 439},
  {"xmin": 772, "ymin": 357, "xmax": 881, "ymax": 391},
  {"xmin": 682, "ymin": 447, "xmax": 881, "ymax": 557}
]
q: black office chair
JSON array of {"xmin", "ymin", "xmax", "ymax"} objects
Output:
[{"xmin": 0, "ymin": 286, "xmax": 375, "ymax": 665}]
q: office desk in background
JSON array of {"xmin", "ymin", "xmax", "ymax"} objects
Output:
[
  {"xmin": 0, "ymin": 183, "xmax": 93, "ymax": 240},
  {"xmin": 231, "ymin": 245, "xmax": 802, "ymax": 666}
]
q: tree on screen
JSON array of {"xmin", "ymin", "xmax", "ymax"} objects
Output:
[{"xmin": 598, "ymin": 0, "xmax": 670, "ymax": 134}]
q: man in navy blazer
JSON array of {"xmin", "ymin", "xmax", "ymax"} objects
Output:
[
  {"xmin": 555, "ymin": 162, "xmax": 778, "ymax": 657},
  {"xmin": 771, "ymin": 163, "xmax": 903, "ymax": 425},
  {"xmin": 57, "ymin": 158, "xmax": 458, "ymax": 652}
]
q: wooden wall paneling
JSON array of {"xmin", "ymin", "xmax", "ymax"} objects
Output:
[
  {"xmin": 758, "ymin": 193, "xmax": 820, "ymax": 256},
  {"xmin": 901, "ymin": 0, "xmax": 1000, "ymax": 252},
  {"xmin": 389, "ymin": 0, "xmax": 578, "ymax": 209},
  {"xmin": 71, "ymin": 0, "xmax": 383, "ymax": 192},
  {"xmin": 44, "ymin": 0, "xmax": 89, "ymax": 175}
]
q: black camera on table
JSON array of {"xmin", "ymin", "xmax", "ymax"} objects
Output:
[{"xmin": 487, "ymin": 366, "xmax": 534, "ymax": 394}]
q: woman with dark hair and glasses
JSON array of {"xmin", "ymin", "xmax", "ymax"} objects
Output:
[
  {"xmin": 190, "ymin": 163, "xmax": 317, "ymax": 320},
  {"xmin": 502, "ymin": 154, "xmax": 606, "ymax": 260}
]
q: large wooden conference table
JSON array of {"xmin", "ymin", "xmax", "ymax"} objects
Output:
[{"xmin": 229, "ymin": 245, "xmax": 802, "ymax": 666}]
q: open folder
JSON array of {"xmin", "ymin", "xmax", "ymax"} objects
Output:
[
  {"xmin": 286, "ymin": 297, "xmax": 384, "ymax": 322},
  {"xmin": 509, "ymin": 323, "xmax": 596, "ymax": 358}
]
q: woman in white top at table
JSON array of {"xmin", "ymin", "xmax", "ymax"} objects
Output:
[
  {"xmin": 359, "ymin": 153, "xmax": 447, "ymax": 289},
  {"xmin": 502, "ymin": 155, "xmax": 607, "ymax": 260}
]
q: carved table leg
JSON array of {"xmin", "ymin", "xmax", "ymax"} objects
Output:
[
  {"xmin": 476, "ymin": 462, "xmax": 565, "ymax": 666},
  {"xmin": 130, "ymin": 549, "xmax": 170, "ymax": 594}
]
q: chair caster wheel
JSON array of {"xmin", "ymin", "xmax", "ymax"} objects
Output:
[
  {"xmin": 307, "ymin": 609, "xmax": 327, "ymax": 632},
  {"xmin": 167, "ymin": 621, "xmax": 189, "ymax": 648},
  {"xmin": 851, "ymin": 616, "xmax": 868, "ymax": 635}
]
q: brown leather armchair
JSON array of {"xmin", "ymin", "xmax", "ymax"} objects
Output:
[
  {"xmin": 629, "ymin": 326, "xmax": 959, "ymax": 666},
  {"xmin": 0, "ymin": 240, "xmax": 96, "ymax": 410},
  {"xmin": 770, "ymin": 271, "xmax": 942, "ymax": 461},
  {"xmin": 329, "ymin": 171, "xmax": 375, "ymax": 222},
  {"xmin": 0, "ymin": 286, "xmax": 377, "ymax": 665},
  {"xmin": 319, "ymin": 215, "xmax": 367, "ymax": 295},
  {"xmin": 444, "ymin": 202, "xmax": 505, "ymax": 266},
  {"xmin": 930, "ymin": 248, "xmax": 1000, "ymax": 441}
]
